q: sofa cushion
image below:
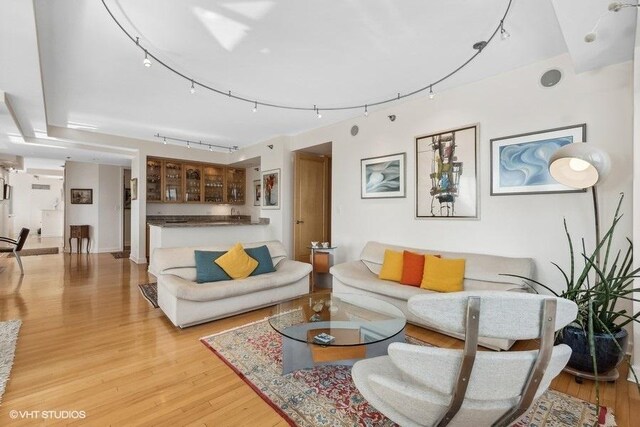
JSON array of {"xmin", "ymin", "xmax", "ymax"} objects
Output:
[
  {"xmin": 245, "ymin": 245, "xmax": 276, "ymax": 276},
  {"xmin": 215, "ymin": 243, "xmax": 259, "ymax": 279},
  {"xmin": 400, "ymin": 251, "xmax": 425, "ymax": 287},
  {"xmin": 160, "ymin": 259, "xmax": 312, "ymax": 302},
  {"xmin": 194, "ymin": 250, "xmax": 231, "ymax": 283},
  {"xmin": 378, "ymin": 249, "xmax": 403, "ymax": 282},
  {"xmin": 421, "ymin": 255, "xmax": 465, "ymax": 292}
]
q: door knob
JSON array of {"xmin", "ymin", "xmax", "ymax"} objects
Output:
[{"xmin": 296, "ymin": 220, "xmax": 304, "ymax": 224}]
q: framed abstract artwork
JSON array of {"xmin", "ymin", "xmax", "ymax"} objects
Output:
[
  {"xmin": 261, "ymin": 169, "xmax": 280, "ymax": 209},
  {"xmin": 361, "ymin": 153, "xmax": 406, "ymax": 199},
  {"xmin": 490, "ymin": 124, "xmax": 586, "ymax": 196},
  {"xmin": 416, "ymin": 124, "xmax": 478, "ymax": 218}
]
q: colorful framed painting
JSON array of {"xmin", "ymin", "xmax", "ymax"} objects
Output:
[
  {"xmin": 361, "ymin": 153, "xmax": 406, "ymax": 199},
  {"xmin": 253, "ymin": 179, "xmax": 261, "ymax": 206},
  {"xmin": 261, "ymin": 169, "xmax": 280, "ymax": 209},
  {"xmin": 416, "ymin": 124, "xmax": 479, "ymax": 218},
  {"xmin": 490, "ymin": 124, "xmax": 587, "ymax": 196}
]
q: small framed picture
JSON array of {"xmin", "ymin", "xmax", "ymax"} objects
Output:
[
  {"xmin": 253, "ymin": 180, "xmax": 261, "ymax": 206},
  {"xmin": 130, "ymin": 178, "xmax": 138, "ymax": 200},
  {"xmin": 0, "ymin": 178, "xmax": 4, "ymax": 201},
  {"xmin": 361, "ymin": 153, "xmax": 406, "ymax": 199},
  {"xmin": 490, "ymin": 124, "xmax": 587, "ymax": 196},
  {"xmin": 70, "ymin": 188, "xmax": 93, "ymax": 204},
  {"xmin": 262, "ymin": 169, "xmax": 280, "ymax": 210}
]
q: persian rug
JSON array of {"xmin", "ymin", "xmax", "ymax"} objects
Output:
[
  {"xmin": 138, "ymin": 282, "xmax": 159, "ymax": 308},
  {"xmin": 8, "ymin": 247, "xmax": 59, "ymax": 257},
  {"xmin": 201, "ymin": 317, "xmax": 614, "ymax": 427},
  {"xmin": 110, "ymin": 251, "xmax": 131, "ymax": 259},
  {"xmin": 0, "ymin": 320, "xmax": 21, "ymax": 404}
]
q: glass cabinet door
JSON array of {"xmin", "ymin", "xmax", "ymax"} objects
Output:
[
  {"xmin": 163, "ymin": 161, "xmax": 183, "ymax": 202},
  {"xmin": 146, "ymin": 158, "xmax": 162, "ymax": 202},
  {"xmin": 203, "ymin": 165, "xmax": 225, "ymax": 203},
  {"xmin": 184, "ymin": 164, "xmax": 203, "ymax": 203},
  {"xmin": 226, "ymin": 167, "xmax": 246, "ymax": 204}
]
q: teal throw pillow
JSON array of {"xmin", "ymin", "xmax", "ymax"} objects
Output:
[
  {"xmin": 194, "ymin": 250, "xmax": 232, "ymax": 283},
  {"xmin": 245, "ymin": 245, "xmax": 276, "ymax": 276}
]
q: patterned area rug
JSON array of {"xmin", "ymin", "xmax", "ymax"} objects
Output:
[
  {"xmin": 201, "ymin": 317, "xmax": 612, "ymax": 427},
  {"xmin": 110, "ymin": 251, "xmax": 130, "ymax": 259},
  {"xmin": 138, "ymin": 282, "xmax": 158, "ymax": 308},
  {"xmin": 8, "ymin": 247, "xmax": 59, "ymax": 257},
  {"xmin": 0, "ymin": 320, "xmax": 21, "ymax": 403}
]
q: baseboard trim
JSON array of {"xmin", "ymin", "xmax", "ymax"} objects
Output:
[{"xmin": 130, "ymin": 255, "xmax": 147, "ymax": 265}]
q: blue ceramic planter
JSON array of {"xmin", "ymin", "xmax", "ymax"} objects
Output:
[{"xmin": 560, "ymin": 325, "xmax": 628, "ymax": 374}]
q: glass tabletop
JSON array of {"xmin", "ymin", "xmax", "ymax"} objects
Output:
[{"xmin": 268, "ymin": 292, "xmax": 407, "ymax": 347}]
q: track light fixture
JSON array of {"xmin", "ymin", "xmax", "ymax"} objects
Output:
[
  {"xmin": 500, "ymin": 20, "xmax": 510, "ymax": 40},
  {"xmin": 428, "ymin": 86, "xmax": 435, "ymax": 99},
  {"xmin": 364, "ymin": 105, "xmax": 369, "ymax": 117},
  {"xmin": 155, "ymin": 133, "xmax": 239, "ymax": 152},
  {"xmin": 190, "ymin": 80, "xmax": 196, "ymax": 94},
  {"xmin": 102, "ymin": 0, "xmax": 514, "ymax": 114}
]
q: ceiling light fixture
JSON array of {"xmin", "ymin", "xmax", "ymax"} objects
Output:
[
  {"xmin": 609, "ymin": 1, "xmax": 640, "ymax": 12},
  {"xmin": 428, "ymin": 86, "xmax": 435, "ymax": 99},
  {"xmin": 190, "ymin": 80, "xmax": 196, "ymax": 94},
  {"xmin": 103, "ymin": 0, "xmax": 514, "ymax": 113},
  {"xmin": 155, "ymin": 133, "xmax": 239, "ymax": 152},
  {"xmin": 364, "ymin": 105, "xmax": 368, "ymax": 117}
]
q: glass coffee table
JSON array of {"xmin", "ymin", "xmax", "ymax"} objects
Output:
[{"xmin": 269, "ymin": 292, "xmax": 407, "ymax": 374}]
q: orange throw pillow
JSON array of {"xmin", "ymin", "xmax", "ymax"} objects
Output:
[{"xmin": 400, "ymin": 251, "xmax": 425, "ymax": 286}]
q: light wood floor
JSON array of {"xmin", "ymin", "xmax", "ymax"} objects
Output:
[{"xmin": 0, "ymin": 252, "xmax": 638, "ymax": 426}]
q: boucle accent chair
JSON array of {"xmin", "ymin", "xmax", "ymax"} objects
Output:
[{"xmin": 351, "ymin": 292, "xmax": 578, "ymax": 427}]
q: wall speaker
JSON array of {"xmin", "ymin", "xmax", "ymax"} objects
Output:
[{"xmin": 540, "ymin": 69, "xmax": 562, "ymax": 88}]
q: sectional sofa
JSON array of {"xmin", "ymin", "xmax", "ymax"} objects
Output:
[{"xmin": 330, "ymin": 241, "xmax": 535, "ymax": 350}]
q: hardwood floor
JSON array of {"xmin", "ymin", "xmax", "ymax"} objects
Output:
[{"xmin": 0, "ymin": 252, "xmax": 638, "ymax": 426}]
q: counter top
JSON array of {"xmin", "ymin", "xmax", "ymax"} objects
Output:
[{"xmin": 146, "ymin": 215, "xmax": 269, "ymax": 228}]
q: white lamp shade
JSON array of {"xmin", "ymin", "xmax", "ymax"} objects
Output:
[{"xmin": 548, "ymin": 143, "xmax": 610, "ymax": 189}]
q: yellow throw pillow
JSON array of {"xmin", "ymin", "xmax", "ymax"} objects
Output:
[
  {"xmin": 378, "ymin": 249, "xmax": 404, "ymax": 282},
  {"xmin": 420, "ymin": 255, "xmax": 465, "ymax": 292},
  {"xmin": 215, "ymin": 243, "xmax": 259, "ymax": 279}
]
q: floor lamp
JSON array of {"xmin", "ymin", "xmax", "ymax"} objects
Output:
[{"xmin": 548, "ymin": 143, "xmax": 611, "ymax": 265}]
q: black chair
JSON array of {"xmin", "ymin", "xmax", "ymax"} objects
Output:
[{"xmin": 0, "ymin": 228, "xmax": 30, "ymax": 275}]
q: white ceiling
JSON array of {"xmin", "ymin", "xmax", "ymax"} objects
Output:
[{"xmin": 0, "ymin": 0, "xmax": 637, "ymax": 163}]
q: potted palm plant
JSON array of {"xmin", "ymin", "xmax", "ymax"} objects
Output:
[{"xmin": 508, "ymin": 193, "xmax": 639, "ymax": 403}]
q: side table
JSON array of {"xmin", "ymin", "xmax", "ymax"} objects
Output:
[
  {"xmin": 308, "ymin": 245, "xmax": 337, "ymax": 292},
  {"xmin": 69, "ymin": 225, "xmax": 90, "ymax": 253}
]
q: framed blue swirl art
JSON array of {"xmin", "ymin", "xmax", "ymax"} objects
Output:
[{"xmin": 490, "ymin": 124, "xmax": 587, "ymax": 196}]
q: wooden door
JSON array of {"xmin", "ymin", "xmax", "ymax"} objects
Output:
[{"xmin": 294, "ymin": 153, "xmax": 330, "ymax": 262}]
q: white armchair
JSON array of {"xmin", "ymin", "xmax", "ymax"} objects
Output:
[{"xmin": 351, "ymin": 291, "xmax": 578, "ymax": 426}]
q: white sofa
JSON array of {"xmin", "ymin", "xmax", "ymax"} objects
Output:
[
  {"xmin": 330, "ymin": 241, "xmax": 535, "ymax": 350},
  {"xmin": 151, "ymin": 240, "xmax": 312, "ymax": 327}
]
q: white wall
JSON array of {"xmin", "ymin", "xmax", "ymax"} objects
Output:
[
  {"xmin": 65, "ymin": 161, "xmax": 100, "ymax": 252},
  {"xmin": 293, "ymin": 54, "xmax": 632, "ymax": 294},
  {"xmin": 65, "ymin": 161, "xmax": 124, "ymax": 253},
  {"xmin": 0, "ymin": 168, "xmax": 11, "ymax": 236},
  {"xmin": 97, "ymin": 164, "xmax": 122, "ymax": 252},
  {"xmin": 124, "ymin": 168, "xmax": 131, "ymax": 246},
  {"xmin": 9, "ymin": 172, "xmax": 63, "ymax": 236},
  {"xmin": 631, "ymin": 12, "xmax": 640, "ymax": 381}
]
